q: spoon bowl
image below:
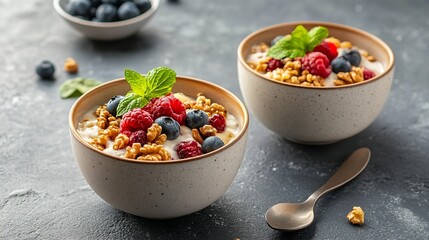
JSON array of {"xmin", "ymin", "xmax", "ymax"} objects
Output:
[
  {"xmin": 265, "ymin": 148, "xmax": 371, "ymax": 231},
  {"xmin": 266, "ymin": 202, "xmax": 314, "ymax": 231}
]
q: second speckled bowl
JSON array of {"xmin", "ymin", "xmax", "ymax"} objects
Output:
[{"xmin": 237, "ymin": 21, "xmax": 395, "ymax": 144}]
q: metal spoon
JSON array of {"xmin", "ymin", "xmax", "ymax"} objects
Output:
[{"xmin": 265, "ymin": 147, "xmax": 371, "ymax": 231}]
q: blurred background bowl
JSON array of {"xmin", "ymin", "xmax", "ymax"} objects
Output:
[
  {"xmin": 69, "ymin": 76, "xmax": 249, "ymax": 219},
  {"xmin": 237, "ymin": 21, "xmax": 395, "ymax": 145},
  {"xmin": 53, "ymin": 0, "xmax": 159, "ymax": 41}
]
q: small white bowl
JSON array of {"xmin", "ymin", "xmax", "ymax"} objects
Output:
[
  {"xmin": 69, "ymin": 76, "xmax": 249, "ymax": 219},
  {"xmin": 237, "ymin": 21, "xmax": 395, "ymax": 144},
  {"xmin": 53, "ymin": 0, "xmax": 159, "ymax": 41}
]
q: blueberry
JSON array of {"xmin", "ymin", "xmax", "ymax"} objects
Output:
[
  {"xmin": 118, "ymin": 2, "xmax": 140, "ymax": 20},
  {"xmin": 341, "ymin": 50, "xmax": 361, "ymax": 66},
  {"xmin": 106, "ymin": 95, "xmax": 124, "ymax": 116},
  {"xmin": 101, "ymin": 0, "xmax": 118, "ymax": 5},
  {"xmin": 331, "ymin": 57, "xmax": 351, "ymax": 73},
  {"xmin": 36, "ymin": 60, "xmax": 55, "ymax": 79},
  {"xmin": 89, "ymin": 0, "xmax": 102, "ymax": 7},
  {"xmin": 271, "ymin": 35, "xmax": 284, "ymax": 46},
  {"xmin": 134, "ymin": 0, "xmax": 151, "ymax": 13},
  {"xmin": 66, "ymin": 0, "xmax": 92, "ymax": 17},
  {"xmin": 96, "ymin": 4, "xmax": 117, "ymax": 22},
  {"xmin": 155, "ymin": 117, "xmax": 181, "ymax": 140},
  {"xmin": 201, "ymin": 136, "xmax": 224, "ymax": 154},
  {"xmin": 185, "ymin": 110, "xmax": 209, "ymax": 129}
]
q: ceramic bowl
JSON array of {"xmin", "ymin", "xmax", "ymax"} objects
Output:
[
  {"xmin": 237, "ymin": 21, "xmax": 395, "ymax": 144},
  {"xmin": 53, "ymin": 0, "xmax": 159, "ymax": 41},
  {"xmin": 69, "ymin": 76, "xmax": 249, "ymax": 219}
]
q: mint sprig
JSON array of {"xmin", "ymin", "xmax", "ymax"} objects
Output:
[
  {"xmin": 116, "ymin": 67, "xmax": 176, "ymax": 116},
  {"xmin": 267, "ymin": 25, "xmax": 329, "ymax": 59}
]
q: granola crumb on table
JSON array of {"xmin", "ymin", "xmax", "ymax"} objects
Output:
[{"xmin": 346, "ymin": 206, "xmax": 365, "ymax": 225}]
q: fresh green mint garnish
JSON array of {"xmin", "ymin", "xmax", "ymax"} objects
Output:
[
  {"xmin": 267, "ymin": 25, "xmax": 329, "ymax": 59},
  {"xmin": 59, "ymin": 77, "xmax": 101, "ymax": 98},
  {"xmin": 116, "ymin": 66, "xmax": 176, "ymax": 116}
]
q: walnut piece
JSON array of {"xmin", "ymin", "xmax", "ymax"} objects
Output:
[
  {"xmin": 137, "ymin": 143, "xmax": 171, "ymax": 161},
  {"xmin": 184, "ymin": 94, "xmax": 227, "ymax": 117},
  {"xmin": 192, "ymin": 129, "xmax": 204, "ymax": 144},
  {"xmin": 199, "ymin": 125, "xmax": 217, "ymax": 138},
  {"xmin": 347, "ymin": 206, "xmax": 364, "ymax": 225},
  {"xmin": 113, "ymin": 133, "xmax": 129, "ymax": 150},
  {"xmin": 64, "ymin": 57, "xmax": 78, "ymax": 73},
  {"xmin": 146, "ymin": 123, "xmax": 167, "ymax": 145}
]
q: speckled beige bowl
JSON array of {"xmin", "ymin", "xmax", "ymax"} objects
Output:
[
  {"xmin": 69, "ymin": 77, "xmax": 249, "ymax": 219},
  {"xmin": 53, "ymin": 0, "xmax": 159, "ymax": 40},
  {"xmin": 238, "ymin": 21, "xmax": 394, "ymax": 144}
]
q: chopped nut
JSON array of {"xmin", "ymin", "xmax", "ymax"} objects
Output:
[
  {"xmin": 347, "ymin": 206, "xmax": 364, "ymax": 225},
  {"xmin": 124, "ymin": 143, "xmax": 141, "ymax": 159},
  {"xmin": 340, "ymin": 41, "xmax": 353, "ymax": 49},
  {"xmin": 367, "ymin": 55, "xmax": 376, "ymax": 62},
  {"xmin": 146, "ymin": 123, "xmax": 167, "ymax": 145},
  {"xmin": 192, "ymin": 129, "xmax": 204, "ymax": 144},
  {"xmin": 337, "ymin": 72, "xmax": 353, "ymax": 83},
  {"xmin": 113, "ymin": 133, "xmax": 129, "ymax": 150},
  {"xmin": 185, "ymin": 94, "xmax": 227, "ymax": 117},
  {"xmin": 64, "ymin": 58, "xmax": 78, "ymax": 73},
  {"xmin": 199, "ymin": 125, "xmax": 217, "ymax": 138},
  {"xmin": 334, "ymin": 80, "xmax": 346, "ymax": 86},
  {"xmin": 137, "ymin": 143, "xmax": 171, "ymax": 161},
  {"xmin": 325, "ymin": 37, "xmax": 341, "ymax": 48}
]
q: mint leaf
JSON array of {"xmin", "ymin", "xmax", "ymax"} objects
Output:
[
  {"xmin": 116, "ymin": 66, "xmax": 177, "ymax": 116},
  {"xmin": 267, "ymin": 25, "xmax": 329, "ymax": 59},
  {"xmin": 59, "ymin": 77, "xmax": 101, "ymax": 98},
  {"xmin": 116, "ymin": 92, "xmax": 149, "ymax": 116},
  {"xmin": 307, "ymin": 26, "xmax": 329, "ymax": 51},
  {"xmin": 145, "ymin": 66, "xmax": 176, "ymax": 99},
  {"xmin": 124, "ymin": 68, "xmax": 146, "ymax": 96}
]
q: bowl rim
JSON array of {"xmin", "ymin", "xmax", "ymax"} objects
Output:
[
  {"xmin": 69, "ymin": 76, "xmax": 249, "ymax": 165},
  {"xmin": 237, "ymin": 21, "xmax": 395, "ymax": 89},
  {"xmin": 53, "ymin": 0, "xmax": 159, "ymax": 28}
]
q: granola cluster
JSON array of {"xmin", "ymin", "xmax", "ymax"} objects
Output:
[{"xmin": 184, "ymin": 94, "xmax": 227, "ymax": 117}]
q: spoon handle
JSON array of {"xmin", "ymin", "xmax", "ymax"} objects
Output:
[{"xmin": 309, "ymin": 148, "xmax": 371, "ymax": 202}]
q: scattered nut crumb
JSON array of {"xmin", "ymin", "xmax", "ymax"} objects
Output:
[
  {"xmin": 64, "ymin": 57, "xmax": 78, "ymax": 73},
  {"xmin": 347, "ymin": 206, "xmax": 364, "ymax": 225}
]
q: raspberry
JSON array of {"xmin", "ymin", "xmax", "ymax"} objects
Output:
[
  {"xmin": 147, "ymin": 94, "xmax": 186, "ymax": 125},
  {"xmin": 266, "ymin": 59, "xmax": 284, "ymax": 72},
  {"xmin": 176, "ymin": 140, "xmax": 202, "ymax": 159},
  {"xmin": 120, "ymin": 108, "xmax": 153, "ymax": 133},
  {"xmin": 301, "ymin": 52, "xmax": 332, "ymax": 78},
  {"xmin": 313, "ymin": 41, "xmax": 338, "ymax": 62},
  {"xmin": 363, "ymin": 68, "xmax": 376, "ymax": 80},
  {"xmin": 209, "ymin": 114, "xmax": 226, "ymax": 133},
  {"xmin": 129, "ymin": 130, "xmax": 147, "ymax": 146}
]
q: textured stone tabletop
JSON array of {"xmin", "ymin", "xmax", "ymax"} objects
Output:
[{"xmin": 1, "ymin": 0, "xmax": 428, "ymax": 239}]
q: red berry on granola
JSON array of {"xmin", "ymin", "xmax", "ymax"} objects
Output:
[
  {"xmin": 209, "ymin": 114, "xmax": 226, "ymax": 133},
  {"xmin": 146, "ymin": 93, "xmax": 187, "ymax": 125},
  {"xmin": 313, "ymin": 41, "xmax": 338, "ymax": 62},
  {"xmin": 266, "ymin": 59, "xmax": 284, "ymax": 72},
  {"xmin": 176, "ymin": 140, "xmax": 202, "ymax": 159},
  {"xmin": 363, "ymin": 68, "xmax": 376, "ymax": 80},
  {"xmin": 301, "ymin": 52, "xmax": 332, "ymax": 78},
  {"xmin": 120, "ymin": 108, "xmax": 153, "ymax": 133},
  {"xmin": 129, "ymin": 130, "xmax": 148, "ymax": 146}
]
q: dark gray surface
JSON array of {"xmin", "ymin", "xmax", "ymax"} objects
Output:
[{"xmin": 1, "ymin": 0, "xmax": 428, "ymax": 239}]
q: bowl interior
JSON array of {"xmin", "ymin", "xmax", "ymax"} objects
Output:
[
  {"xmin": 69, "ymin": 76, "xmax": 249, "ymax": 162},
  {"xmin": 238, "ymin": 21, "xmax": 394, "ymax": 87},
  {"xmin": 55, "ymin": 0, "xmax": 160, "ymax": 27}
]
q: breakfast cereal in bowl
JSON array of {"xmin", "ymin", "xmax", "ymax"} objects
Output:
[{"xmin": 247, "ymin": 25, "xmax": 384, "ymax": 87}]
